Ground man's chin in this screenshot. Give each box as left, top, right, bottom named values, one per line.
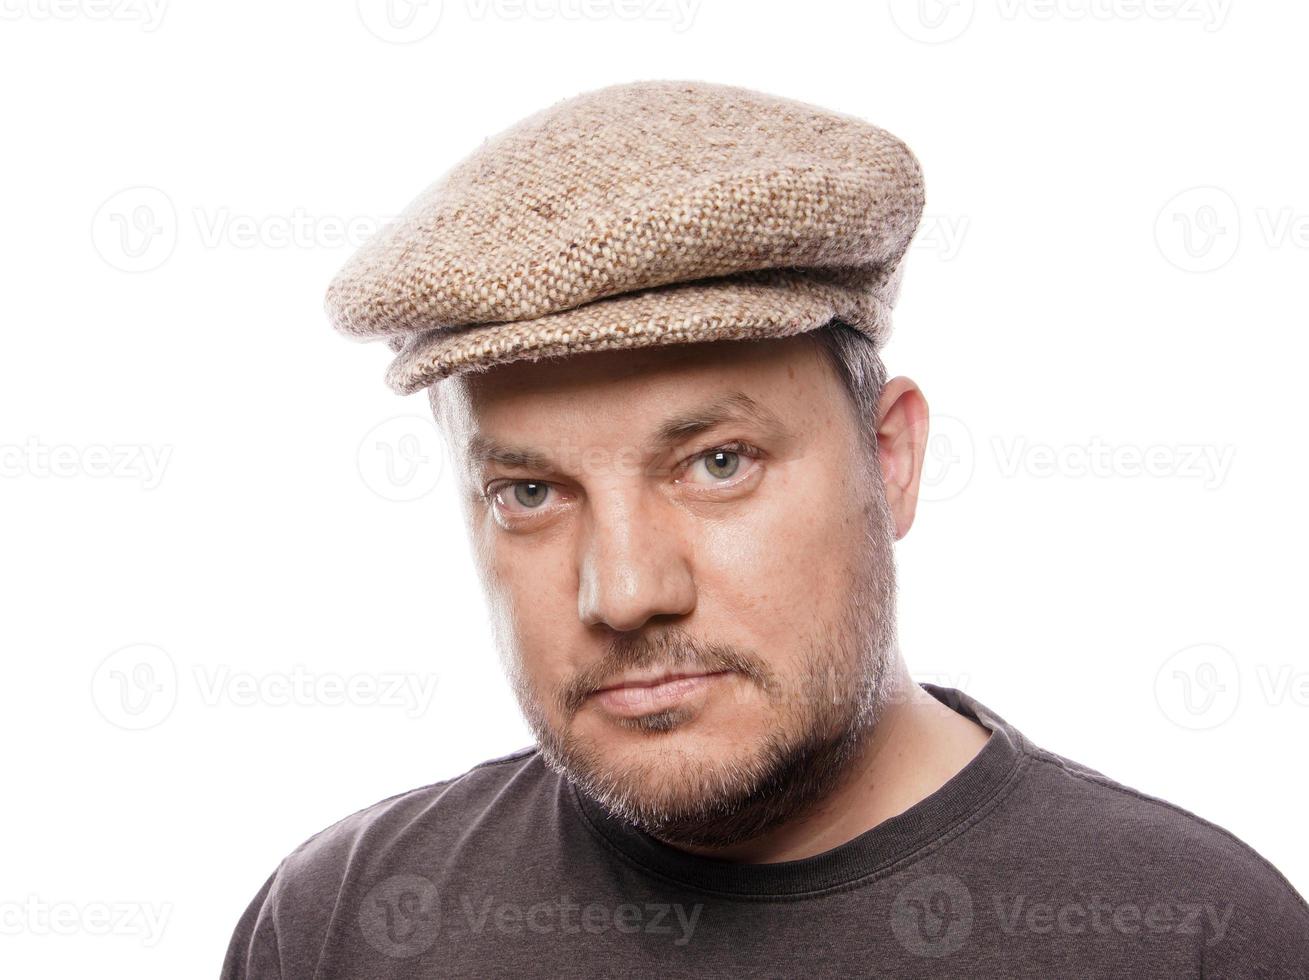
left=558, top=737, right=778, bottom=847
left=543, top=707, right=880, bottom=849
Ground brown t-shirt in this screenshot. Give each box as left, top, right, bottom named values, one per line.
left=220, top=684, right=1309, bottom=977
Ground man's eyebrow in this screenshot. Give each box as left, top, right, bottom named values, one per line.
left=464, top=438, right=553, bottom=471
left=651, top=391, right=785, bottom=445
left=464, top=391, right=786, bottom=471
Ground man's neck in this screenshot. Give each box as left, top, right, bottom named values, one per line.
left=670, top=661, right=993, bottom=864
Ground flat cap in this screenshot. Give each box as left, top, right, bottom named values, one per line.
left=326, top=79, right=925, bottom=394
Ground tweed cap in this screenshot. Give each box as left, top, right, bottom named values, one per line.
left=326, top=79, right=925, bottom=394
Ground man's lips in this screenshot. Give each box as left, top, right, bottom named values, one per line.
left=592, top=669, right=726, bottom=694
left=587, top=669, right=733, bottom=718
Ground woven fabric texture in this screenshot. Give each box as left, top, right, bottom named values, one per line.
left=325, top=79, right=925, bottom=394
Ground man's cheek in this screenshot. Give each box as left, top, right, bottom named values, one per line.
left=703, top=545, right=814, bottom=627
left=513, top=621, right=578, bottom=701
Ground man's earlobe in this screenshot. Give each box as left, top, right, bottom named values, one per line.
left=874, top=377, right=930, bottom=540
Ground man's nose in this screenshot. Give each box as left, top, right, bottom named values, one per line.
left=576, top=493, right=696, bottom=632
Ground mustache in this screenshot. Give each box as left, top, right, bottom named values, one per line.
left=559, top=627, right=771, bottom=717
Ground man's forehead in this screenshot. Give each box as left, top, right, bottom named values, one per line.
left=461, top=390, right=791, bottom=473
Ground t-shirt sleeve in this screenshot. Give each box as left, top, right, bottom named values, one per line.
left=1200, top=848, right=1309, bottom=977
left=220, top=868, right=283, bottom=980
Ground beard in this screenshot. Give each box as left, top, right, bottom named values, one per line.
left=501, top=467, right=902, bottom=850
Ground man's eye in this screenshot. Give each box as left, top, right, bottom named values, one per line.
left=699, top=450, right=740, bottom=480
left=493, top=481, right=552, bottom=511
left=683, top=444, right=756, bottom=486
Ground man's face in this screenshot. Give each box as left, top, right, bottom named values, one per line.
left=436, top=334, right=902, bottom=848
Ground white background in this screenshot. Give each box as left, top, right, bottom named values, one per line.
left=2, top=0, right=1306, bottom=975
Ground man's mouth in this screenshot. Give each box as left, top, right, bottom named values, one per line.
left=587, top=669, right=733, bottom=718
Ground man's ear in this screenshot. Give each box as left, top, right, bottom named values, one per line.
left=875, top=376, right=930, bottom=540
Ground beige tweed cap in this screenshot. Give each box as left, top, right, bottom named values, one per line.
left=325, top=79, right=925, bottom=395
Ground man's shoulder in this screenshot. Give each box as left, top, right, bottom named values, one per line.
left=968, top=689, right=1299, bottom=900
left=1012, top=741, right=1309, bottom=963
left=222, top=746, right=549, bottom=976
left=275, top=745, right=545, bottom=891
left=1021, top=744, right=1295, bottom=879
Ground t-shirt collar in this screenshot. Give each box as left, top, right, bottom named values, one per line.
left=567, top=683, right=1029, bottom=898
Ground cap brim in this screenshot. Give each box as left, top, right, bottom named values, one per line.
left=384, top=268, right=893, bottom=394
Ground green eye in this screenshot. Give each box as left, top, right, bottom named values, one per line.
left=512, top=482, right=549, bottom=508
left=700, top=450, right=740, bottom=481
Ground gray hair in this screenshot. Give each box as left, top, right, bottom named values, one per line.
left=801, top=318, right=889, bottom=470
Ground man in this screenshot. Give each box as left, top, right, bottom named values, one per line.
left=222, top=80, right=1309, bottom=977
